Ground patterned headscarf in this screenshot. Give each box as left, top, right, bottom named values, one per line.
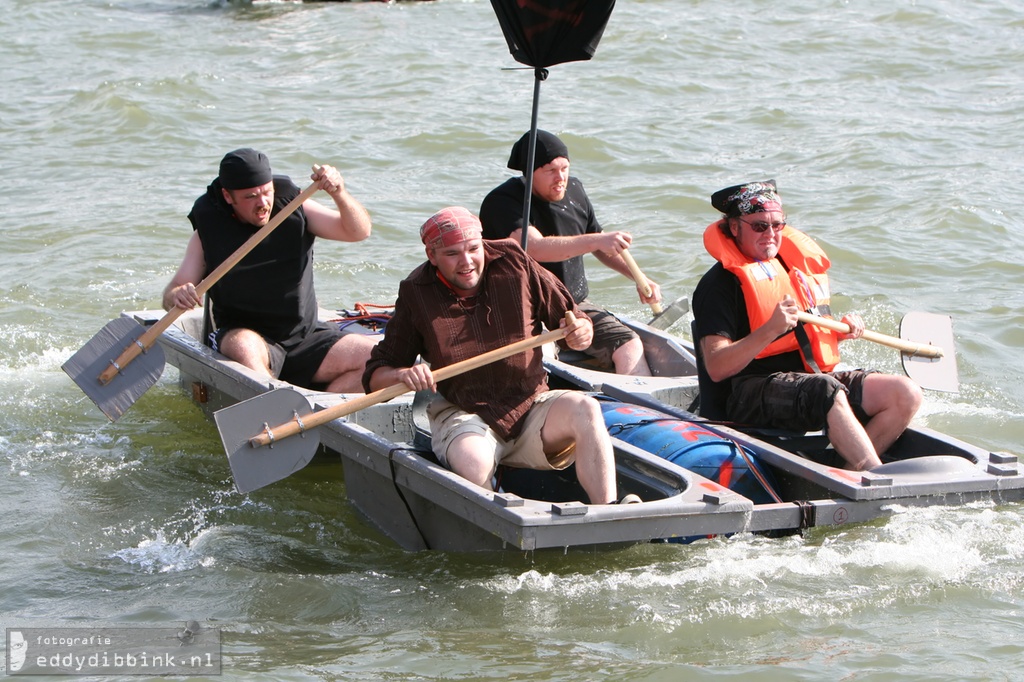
left=420, top=207, right=483, bottom=250
left=711, top=179, right=783, bottom=217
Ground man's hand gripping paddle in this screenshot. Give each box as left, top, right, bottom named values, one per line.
left=797, top=310, right=958, bottom=392
left=62, top=168, right=323, bottom=421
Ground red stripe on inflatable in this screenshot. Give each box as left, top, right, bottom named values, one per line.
left=717, top=459, right=734, bottom=488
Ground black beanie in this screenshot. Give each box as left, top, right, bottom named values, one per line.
left=507, top=130, right=570, bottom=172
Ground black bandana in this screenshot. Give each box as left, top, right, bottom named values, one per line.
left=711, top=179, right=782, bottom=217
left=219, top=148, right=273, bottom=190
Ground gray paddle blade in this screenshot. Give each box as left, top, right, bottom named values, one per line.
left=900, top=311, right=959, bottom=393
left=648, top=295, right=690, bottom=331
left=214, top=388, right=319, bottom=494
left=61, top=317, right=166, bottom=421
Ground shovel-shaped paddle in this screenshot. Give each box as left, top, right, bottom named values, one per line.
left=646, top=294, right=690, bottom=331
left=215, top=313, right=577, bottom=494
left=63, top=170, right=322, bottom=421
left=797, top=310, right=958, bottom=392
left=619, top=249, right=689, bottom=330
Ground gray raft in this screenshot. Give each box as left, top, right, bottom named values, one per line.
left=128, top=308, right=1024, bottom=552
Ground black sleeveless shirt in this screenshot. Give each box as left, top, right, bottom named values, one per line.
left=188, top=176, right=318, bottom=343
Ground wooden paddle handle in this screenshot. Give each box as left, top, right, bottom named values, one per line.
left=797, top=311, right=943, bottom=358
left=97, top=170, right=323, bottom=385
left=248, top=312, right=578, bottom=447
left=620, top=249, right=663, bottom=315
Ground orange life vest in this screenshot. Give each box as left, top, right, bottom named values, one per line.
left=703, top=221, right=841, bottom=372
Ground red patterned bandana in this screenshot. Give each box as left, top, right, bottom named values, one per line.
left=420, top=206, right=483, bottom=250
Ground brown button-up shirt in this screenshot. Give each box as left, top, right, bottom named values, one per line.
left=363, top=239, right=580, bottom=441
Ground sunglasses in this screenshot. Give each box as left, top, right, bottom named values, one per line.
left=742, top=217, right=787, bottom=233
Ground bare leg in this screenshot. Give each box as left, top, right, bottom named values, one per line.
left=859, top=373, right=923, bottom=455
left=541, top=393, right=617, bottom=504
left=826, top=391, right=883, bottom=471
left=611, top=337, right=652, bottom=377
left=443, top=432, right=498, bottom=489
left=315, top=334, right=381, bottom=393
left=217, top=328, right=274, bottom=376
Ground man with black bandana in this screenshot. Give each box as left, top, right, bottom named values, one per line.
left=691, top=179, right=923, bottom=471
left=479, top=130, right=661, bottom=376
left=163, top=148, right=377, bottom=393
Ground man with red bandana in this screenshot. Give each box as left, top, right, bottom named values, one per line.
left=163, top=148, right=377, bottom=393
left=479, top=130, right=661, bottom=376
left=364, top=207, right=636, bottom=505
left=691, top=179, right=922, bottom=471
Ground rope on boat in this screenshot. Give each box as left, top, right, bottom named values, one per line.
left=796, top=500, right=814, bottom=529
left=327, top=302, right=395, bottom=333
left=723, top=434, right=784, bottom=504
left=606, top=418, right=678, bottom=435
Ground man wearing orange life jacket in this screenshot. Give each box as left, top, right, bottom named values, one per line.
left=691, top=180, right=922, bottom=471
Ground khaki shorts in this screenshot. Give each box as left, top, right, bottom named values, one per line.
left=426, top=390, right=576, bottom=481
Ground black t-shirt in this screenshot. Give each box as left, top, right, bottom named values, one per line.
left=691, top=262, right=803, bottom=417
left=479, top=176, right=600, bottom=303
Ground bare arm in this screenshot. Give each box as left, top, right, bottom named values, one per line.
left=367, top=316, right=591, bottom=391
left=701, top=295, right=800, bottom=382
left=513, top=225, right=662, bottom=303
left=368, top=363, right=435, bottom=393
left=162, top=232, right=206, bottom=311
left=303, top=164, right=372, bottom=242
left=513, top=225, right=631, bottom=263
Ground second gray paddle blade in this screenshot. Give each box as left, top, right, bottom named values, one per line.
left=214, top=388, right=319, bottom=493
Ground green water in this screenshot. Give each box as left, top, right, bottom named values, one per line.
left=2, top=0, right=1024, bottom=679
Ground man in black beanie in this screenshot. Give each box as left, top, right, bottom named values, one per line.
left=479, top=130, right=660, bottom=376
left=162, top=148, right=377, bottom=393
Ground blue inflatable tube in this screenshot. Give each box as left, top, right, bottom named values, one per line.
left=599, top=399, right=777, bottom=505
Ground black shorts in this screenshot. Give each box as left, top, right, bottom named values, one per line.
left=575, top=300, right=639, bottom=368
left=208, top=324, right=344, bottom=390
left=727, top=369, right=877, bottom=433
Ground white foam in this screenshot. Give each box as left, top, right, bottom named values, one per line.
left=111, top=528, right=217, bottom=574
left=480, top=504, right=1024, bottom=626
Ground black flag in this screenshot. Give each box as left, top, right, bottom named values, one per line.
left=491, top=0, right=616, bottom=68
left=490, top=0, right=616, bottom=249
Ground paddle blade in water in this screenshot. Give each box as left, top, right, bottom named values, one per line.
left=900, top=312, right=958, bottom=393
left=648, top=295, right=690, bottom=331
left=214, top=388, right=320, bottom=494
left=61, top=317, right=166, bottom=421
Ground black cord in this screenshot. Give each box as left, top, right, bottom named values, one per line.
left=388, top=447, right=431, bottom=550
